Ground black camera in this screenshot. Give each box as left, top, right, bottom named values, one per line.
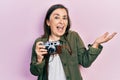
left=43, top=41, right=60, bottom=54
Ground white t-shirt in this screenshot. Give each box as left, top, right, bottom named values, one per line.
left=48, top=54, right=66, bottom=80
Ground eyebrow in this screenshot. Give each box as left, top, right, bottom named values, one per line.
left=53, top=13, right=59, bottom=16
left=53, top=13, right=67, bottom=17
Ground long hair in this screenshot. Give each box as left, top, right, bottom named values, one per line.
left=41, top=4, right=72, bottom=80
left=42, top=4, right=71, bottom=38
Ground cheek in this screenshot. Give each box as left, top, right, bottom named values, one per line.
left=65, top=21, right=68, bottom=26
left=50, top=20, right=58, bottom=26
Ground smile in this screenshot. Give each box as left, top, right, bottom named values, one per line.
left=56, top=26, right=64, bottom=30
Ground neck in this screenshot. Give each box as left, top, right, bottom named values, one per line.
left=49, top=35, right=60, bottom=41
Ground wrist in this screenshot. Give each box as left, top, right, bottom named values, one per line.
left=37, top=55, right=43, bottom=64
left=92, top=42, right=100, bottom=48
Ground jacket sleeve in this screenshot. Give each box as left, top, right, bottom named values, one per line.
left=30, top=40, right=45, bottom=76
left=75, top=32, right=103, bottom=68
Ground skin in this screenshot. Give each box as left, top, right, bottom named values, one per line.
left=35, top=8, right=117, bottom=63
left=47, top=8, right=68, bottom=41
left=92, top=32, right=117, bottom=48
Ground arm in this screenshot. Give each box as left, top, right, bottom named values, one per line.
left=76, top=32, right=116, bottom=67
left=30, top=40, right=47, bottom=76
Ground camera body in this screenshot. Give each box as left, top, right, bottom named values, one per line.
left=44, top=41, right=60, bottom=54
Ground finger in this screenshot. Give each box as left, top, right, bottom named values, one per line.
left=41, top=51, right=48, bottom=55
left=106, top=32, right=117, bottom=40
left=36, top=48, right=47, bottom=53
left=103, top=32, right=109, bottom=38
left=37, top=45, right=46, bottom=49
left=111, top=32, right=117, bottom=37
left=35, top=49, right=48, bottom=55
left=36, top=41, right=45, bottom=48
left=36, top=41, right=44, bottom=46
left=36, top=42, right=46, bottom=49
left=104, top=32, right=117, bottom=42
left=39, top=48, right=47, bottom=52
left=37, top=51, right=48, bottom=55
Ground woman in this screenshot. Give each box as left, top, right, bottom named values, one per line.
left=30, top=4, right=116, bottom=80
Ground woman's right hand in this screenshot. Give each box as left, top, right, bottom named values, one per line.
left=35, top=41, right=48, bottom=63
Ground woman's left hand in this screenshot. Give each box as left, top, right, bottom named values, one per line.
left=92, top=32, right=117, bottom=48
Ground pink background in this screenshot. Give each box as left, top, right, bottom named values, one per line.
left=0, top=0, right=119, bottom=80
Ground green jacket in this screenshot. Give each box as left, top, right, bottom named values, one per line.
left=30, top=30, right=103, bottom=80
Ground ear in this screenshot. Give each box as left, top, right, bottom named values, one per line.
left=46, top=20, right=50, bottom=26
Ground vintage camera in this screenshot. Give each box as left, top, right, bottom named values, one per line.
left=43, top=41, right=60, bottom=54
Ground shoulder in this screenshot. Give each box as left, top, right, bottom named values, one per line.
left=67, top=30, right=80, bottom=38
left=34, top=36, right=48, bottom=44
left=67, top=30, right=84, bottom=42
left=65, top=30, right=81, bottom=42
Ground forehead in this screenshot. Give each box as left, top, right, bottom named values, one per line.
left=51, top=8, right=68, bottom=16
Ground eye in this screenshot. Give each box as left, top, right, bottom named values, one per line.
left=63, top=17, right=67, bottom=20
left=54, top=16, right=60, bottom=19
left=63, top=16, right=68, bottom=20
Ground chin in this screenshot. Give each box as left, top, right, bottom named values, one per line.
left=57, top=33, right=64, bottom=37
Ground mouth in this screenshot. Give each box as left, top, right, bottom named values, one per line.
left=56, top=26, right=64, bottom=31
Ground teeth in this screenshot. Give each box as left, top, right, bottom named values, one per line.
left=57, top=26, right=63, bottom=29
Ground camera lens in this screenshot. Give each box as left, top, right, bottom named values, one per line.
left=48, top=48, right=55, bottom=54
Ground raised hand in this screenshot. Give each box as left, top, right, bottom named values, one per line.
left=92, top=32, right=117, bottom=48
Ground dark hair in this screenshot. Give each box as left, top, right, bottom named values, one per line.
left=42, top=4, right=71, bottom=38
left=41, top=4, right=72, bottom=80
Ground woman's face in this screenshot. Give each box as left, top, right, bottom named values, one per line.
left=47, top=8, right=68, bottom=38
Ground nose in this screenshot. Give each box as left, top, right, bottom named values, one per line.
left=59, top=18, right=64, bottom=24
